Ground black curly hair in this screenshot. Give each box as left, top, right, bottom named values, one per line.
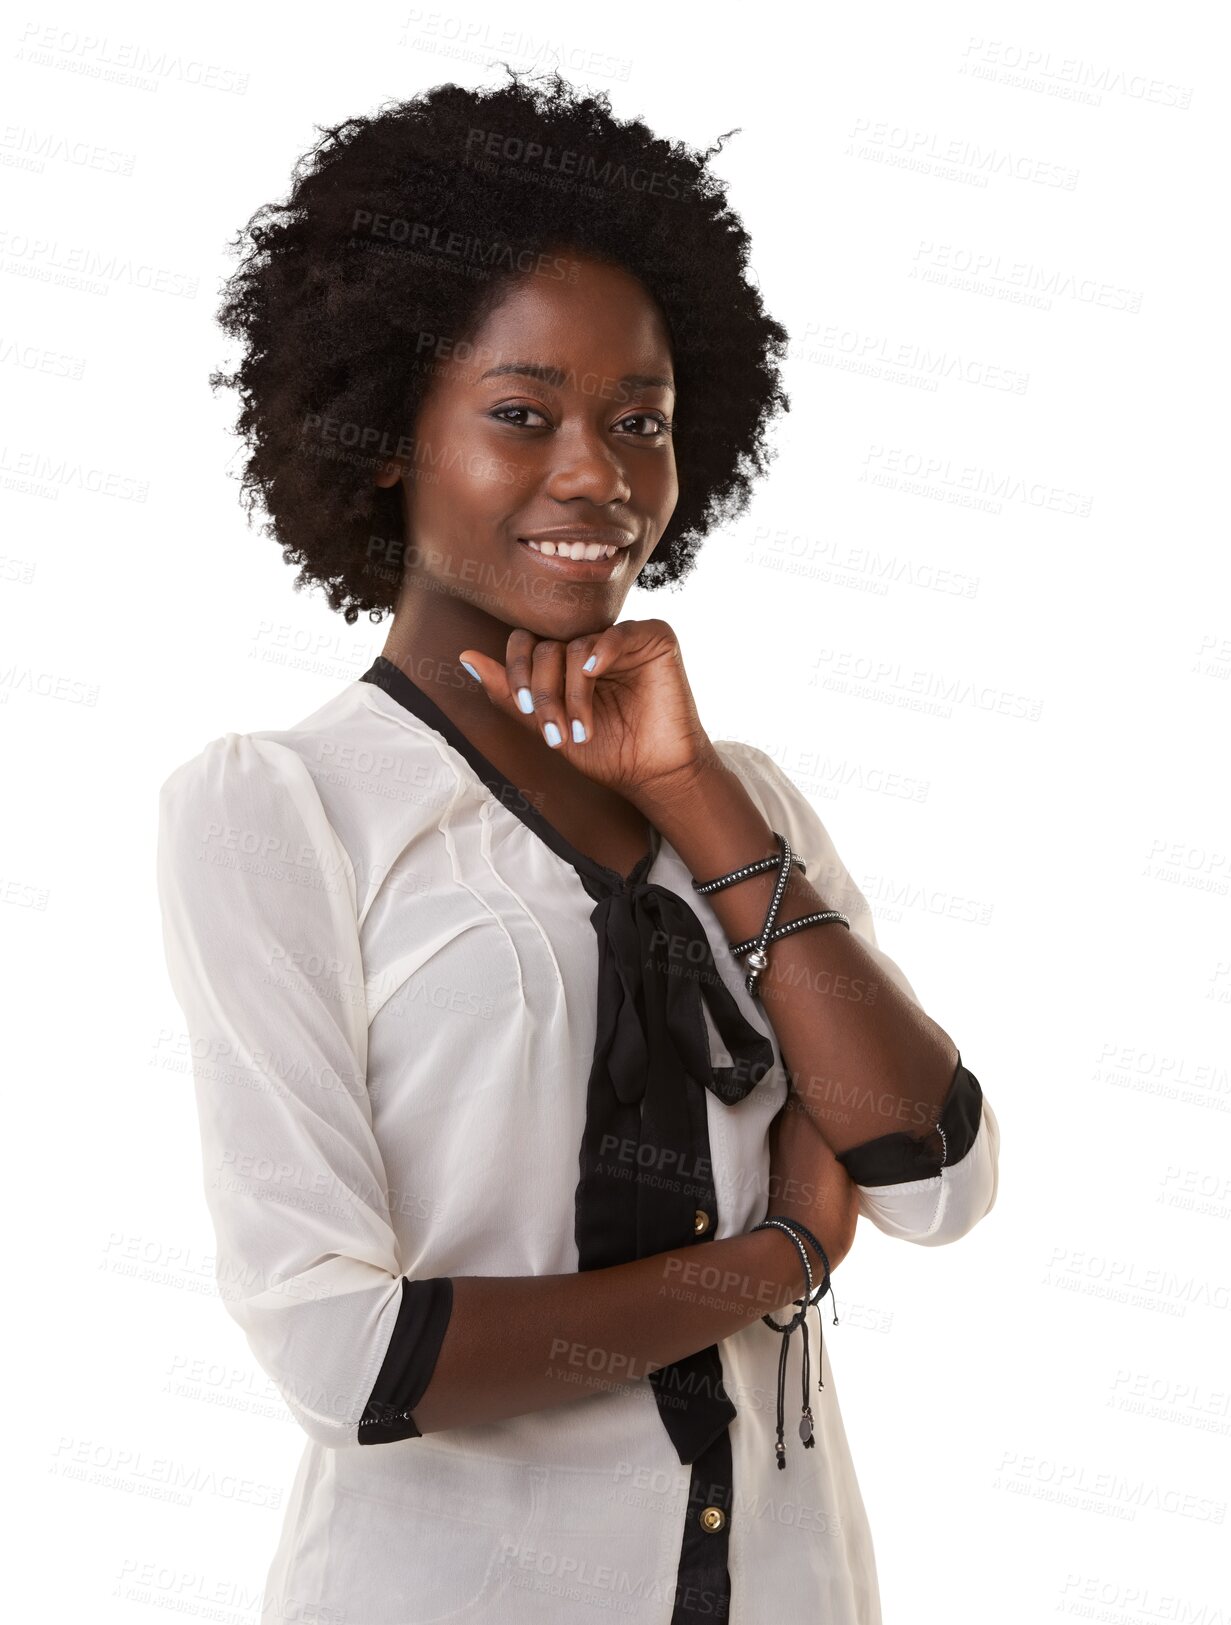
left=210, top=67, right=790, bottom=625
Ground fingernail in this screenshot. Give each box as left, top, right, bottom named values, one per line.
left=582, top=655, right=597, bottom=672
left=544, top=720, right=562, bottom=747
left=571, top=718, right=586, bottom=743
left=461, top=660, right=481, bottom=684
left=517, top=686, right=534, bottom=714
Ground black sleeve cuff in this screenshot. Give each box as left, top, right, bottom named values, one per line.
left=835, top=1054, right=985, bottom=1188
left=358, top=1276, right=454, bottom=1445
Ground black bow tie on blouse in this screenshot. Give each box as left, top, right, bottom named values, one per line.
left=573, top=858, right=778, bottom=1467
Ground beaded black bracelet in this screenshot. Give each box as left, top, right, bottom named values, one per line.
left=691, top=845, right=808, bottom=894
left=753, top=1217, right=813, bottom=1334
left=751, top=1215, right=839, bottom=1469
left=693, top=832, right=851, bottom=998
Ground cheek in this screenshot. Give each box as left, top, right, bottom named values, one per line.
left=458, top=452, right=523, bottom=508
left=419, top=441, right=527, bottom=524
left=644, top=457, right=679, bottom=518
left=457, top=429, right=540, bottom=510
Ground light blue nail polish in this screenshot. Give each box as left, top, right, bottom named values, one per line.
left=582, top=655, right=597, bottom=672
left=544, top=720, right=562, bottom=747
left=460, top=660, right=481, bottom=684
left=517, top=686, right=534, bottom=713
left=571, top=718, right=586, bottom=743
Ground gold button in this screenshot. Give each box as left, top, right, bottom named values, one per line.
left=693, top=1209, right=711, bottom=1236
left=700, top=1505, right=726, bottom=1534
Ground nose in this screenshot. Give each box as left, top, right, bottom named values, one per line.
left=543, top=422, right=632, bottom=507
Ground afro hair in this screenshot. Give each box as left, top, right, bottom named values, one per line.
left=210, top=67, right=790, bottom=624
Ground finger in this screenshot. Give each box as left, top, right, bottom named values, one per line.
left=563, top=634, right=600, bottom=744
left=456, top=648, right=521, bottom=720
left=529, top=637, right=568, bottom=748
left=504, top=628, right=540, bottom=720
left=583, top=616, right=676, bottom=679
left=573, top=631, right=609, bottom=680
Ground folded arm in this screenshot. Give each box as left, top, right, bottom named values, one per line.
left=643, top=740, right=1001, bottom=1248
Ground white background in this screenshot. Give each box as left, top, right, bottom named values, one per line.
left=3, top=1, right=1228, bottom=1619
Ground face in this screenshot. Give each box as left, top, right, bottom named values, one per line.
left=376, top=252, right=678, bottom=640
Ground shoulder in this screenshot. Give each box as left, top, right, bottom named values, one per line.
left=157, top=680, right=453, bottom=908
left=157, top=678, right=408, bottom=806
left=155, top=725, right=358, bottom=924
left=157, top=715, right=338, bottom=858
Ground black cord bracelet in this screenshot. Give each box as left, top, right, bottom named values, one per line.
left=751, top=1215, right=839, bottom=1468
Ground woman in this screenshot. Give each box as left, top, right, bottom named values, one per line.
left=156, top=70, right=1000, bottom=1624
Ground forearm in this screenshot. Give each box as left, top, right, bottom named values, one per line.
left=642, top=758, right=960, bottom=1157
left=410, top=1225, right=813, bottom=1436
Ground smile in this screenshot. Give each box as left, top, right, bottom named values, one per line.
left=515, top=536, right=634, bottom=578
left=523, top=538, right=622, bottom=559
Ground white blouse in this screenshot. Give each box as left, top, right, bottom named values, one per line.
left=155, top=655, right=1001, bottom=1625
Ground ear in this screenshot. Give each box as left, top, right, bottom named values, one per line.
left=374, top=460, right=403, bottom=489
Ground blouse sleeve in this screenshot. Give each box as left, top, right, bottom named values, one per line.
left=713, top=740, right=1001, bottom=1248
left=155, top=732, right=453, bottom=1446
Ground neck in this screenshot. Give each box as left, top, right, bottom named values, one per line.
left=380, top=583, right=513, bottom=711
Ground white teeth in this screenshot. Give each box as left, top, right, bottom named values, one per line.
left=525, top=539, right=619, bottom=559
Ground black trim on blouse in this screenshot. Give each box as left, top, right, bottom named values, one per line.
left=358, top=1276, right=454, bottom=1445
left=835, top=1054, right=985, bottom=1187
left=670, top=1428, right=736, bottom=1624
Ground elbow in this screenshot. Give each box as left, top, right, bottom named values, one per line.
left=854, top=1094, right=1001, bottom=1248
left=223, top=1272, right=452, bottom=1451
left=910, top=1097, right=1001, bottom=1248
left=226, top=1339, right=370, bottom=1448
left=912, top=1182, right=997, bottom=1248
left=241, top=1353, right=416, bottom=1450
left=285, top=1399, right=365, bottom=1450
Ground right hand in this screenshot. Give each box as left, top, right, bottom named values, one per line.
left=765, top=1083, right=861, bottom=1283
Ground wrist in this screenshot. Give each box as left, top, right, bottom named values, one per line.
left=750, top=1217, right=819, bottom=1308
left=759, top=1210, right=839, bottom=1287
left=633, top=755, right=740, bottom=846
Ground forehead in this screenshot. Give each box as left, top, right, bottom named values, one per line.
left=439, top=257, right=674, bottom=395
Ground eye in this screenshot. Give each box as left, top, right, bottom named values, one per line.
left=489, top=404, right=552, bottom=429
left=616, top=412, right=673, bottom=438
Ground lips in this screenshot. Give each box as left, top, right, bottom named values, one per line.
left=514, top=530, right=636, bottom=577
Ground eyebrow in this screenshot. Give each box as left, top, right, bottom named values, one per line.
left=479, top=362, right=675, bottom=394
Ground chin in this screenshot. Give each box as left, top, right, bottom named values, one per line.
left=518, top=599, right=625, bottom=639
